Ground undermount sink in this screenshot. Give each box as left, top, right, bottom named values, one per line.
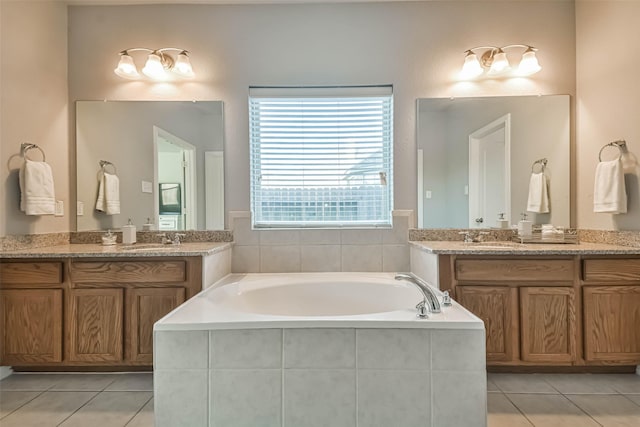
left=467, top=242, right=520, bottom=249
left=120, top=244, right=177, bottom=252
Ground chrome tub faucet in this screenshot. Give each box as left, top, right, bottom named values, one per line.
left=394, top=273, right=442, bottom=319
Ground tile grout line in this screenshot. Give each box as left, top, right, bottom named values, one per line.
left=0, top=389, right=47, bottom=421
left=501, top=392, right=537, bottom=427
left=54, top=390, right=101, bottom=427
left=123, top=394, right=154, bottom=427
left=558, top=394, right=605, bottom=427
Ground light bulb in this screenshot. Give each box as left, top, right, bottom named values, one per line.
left=173, top=51, right=195, bottom=78
left=517, top=48, right=541, bottom=76
left=113, top=53, right=139, bottom=79
left=459, top=51, right=483, bottom=79
left=488, top=49, right=510, bottom=75
left=142, top=52, right=168, bottom=80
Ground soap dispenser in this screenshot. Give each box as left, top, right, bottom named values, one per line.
left=496, top=213, right=509, bottom=229
left=122, top=218, right=137, bottom=245
left=517, top=213, right=533, bottom=238
left=142, top=217, right=154, bottom=231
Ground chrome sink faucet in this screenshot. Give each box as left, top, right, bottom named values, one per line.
left=394, top=273, right=442, bottom=319
left=171, top=233, right=187, bottom=245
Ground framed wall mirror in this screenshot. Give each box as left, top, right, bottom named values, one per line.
left=417, top=95, right=570, bottom=229
left=76, top=101, right=224, bottom=231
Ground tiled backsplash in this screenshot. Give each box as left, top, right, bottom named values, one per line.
left=408, top=228, right=517, bottom=242
left=70, top=230, right=233, bottom=244
left=229, top=211, right=413, bottom=273
left=0, top=232, right=70, bottom=251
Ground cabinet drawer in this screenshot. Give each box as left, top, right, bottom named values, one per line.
left=0, top=262, right=63, bottom=284
left=456, top=259, right=574, bottom=282
left=71, top=261, right=186, bottom=283
left=583, top=259, right=640, bottom=282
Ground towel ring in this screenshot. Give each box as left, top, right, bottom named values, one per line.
left=21, top=143, right=46, bottom=162
left=99, top=160, right=117, bottom=174
left=598, top=140, right=627, bottom=162
left=531, top=158, right=547, bottom=173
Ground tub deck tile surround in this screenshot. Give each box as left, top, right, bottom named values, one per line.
left=153, top=273, right=487, bottom=427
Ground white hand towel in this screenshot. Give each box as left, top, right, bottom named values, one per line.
left=527, top=171, right=550, bottom=214
left=95, top=172, right=120, bottom=215
left=594, top=158, right=627, bottom=214
left=19, top=159, right=56, bottom=215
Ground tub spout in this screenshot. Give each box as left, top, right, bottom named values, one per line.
left=395, top=273, right=442, bottom=317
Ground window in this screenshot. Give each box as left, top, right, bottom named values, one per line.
left=249, top=86, right=393, bottom=229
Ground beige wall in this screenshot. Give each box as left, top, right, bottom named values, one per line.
left=67, top=1, right=576, bottom=229
left=576, top=1, right=640, bottom=230
left=1, top=1, right=69, bottom=237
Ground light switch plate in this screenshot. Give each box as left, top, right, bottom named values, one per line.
left=425, top=190, right=432, bottom=199
left=77, top=201, right=84, bottom=216
left=55, top=200, right=64, bottom=217
left=142, top=180, right=153, bottom=193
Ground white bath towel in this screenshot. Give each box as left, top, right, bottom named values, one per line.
left=527, top=171, right=550, bottom=214
left=19, top=159, right=56, bottom=215
left=96, top=172, right=120, bottom=215
left=594, top=158, right=627, bottom=214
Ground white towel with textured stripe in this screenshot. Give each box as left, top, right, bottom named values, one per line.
left=19, top=159, right=56, bottom=215
left=527, top=171, right=549, bottom=213
left=96, top=172, right=120, bottom=215
left=594, top=158, right=627, bottom=214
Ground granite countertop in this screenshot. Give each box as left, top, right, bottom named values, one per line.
left=0, top=242, right=232, bottom=259
left=410, top=241, right=640, bottom=255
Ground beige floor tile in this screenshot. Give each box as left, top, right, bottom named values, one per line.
left=0, top=374, right=60, bottom=391
left=126, top=398, right=154, bottom=427
left=491, top=373, right=558, bottom=394
left=541, top=373, right=619, bottom=394
left=487, top=377, right=500, bottom=392
left=0, top=391, right=42, bottom=419
left=566, top=394, right=640, bottom=427
left=487, top=393, right=533, bottom=427
left=507, top=393, right=600, bottom=427
left=59, top=391, right=152, bottom=427
left=49, top=374, right=117, bottom=391
left=104, top=373, right=153, bottom=391
left=0, top=391, right=97, bottom=427
left=602, top=374, right=640, bottom=394
left=626, top=394, right=640, bottom=406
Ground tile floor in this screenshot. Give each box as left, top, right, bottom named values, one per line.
left=0, top=372, right=639, bottom=426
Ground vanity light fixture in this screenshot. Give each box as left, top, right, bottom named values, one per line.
left=459, top=45, right=541, bottom=80
left=114, top=48, right=195, bottom=81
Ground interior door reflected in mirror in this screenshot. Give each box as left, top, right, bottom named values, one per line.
left=76, top=101, right=224, bottom=231
left=416, top=95, right=569, bottom=229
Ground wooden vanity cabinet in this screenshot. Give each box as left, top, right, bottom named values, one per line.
left=451, top=256, right=577, bottom=366
left=0, top=262, right=65, bottom=365
left=68, top=258, right=200, bottom=366
left=456, top=286, right=519, bottom=363
left=0, top=256, right=201, bottom=368
left=582, top=258, right=640, bottom=364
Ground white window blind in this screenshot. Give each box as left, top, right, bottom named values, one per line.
left=249, top=86, right=393, bottom=229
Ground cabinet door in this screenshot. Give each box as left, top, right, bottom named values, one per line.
left=583, top=286, right=640, bottom=363
left=457, top=286, right=519, bottom=363
left=0, top=289, right=62, bottom=364
left=126, top=287, right=186, bottom=363
left=68, top=288, right=123, bottom=362
left=520, top=287, right=576, bottom=363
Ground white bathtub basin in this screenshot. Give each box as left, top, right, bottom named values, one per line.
left=156, top=272, right=482, bottom=330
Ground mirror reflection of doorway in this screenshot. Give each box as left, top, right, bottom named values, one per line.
left=468, top=114, right=511, bottom=229
left=153, top=126, right=196, bottom=230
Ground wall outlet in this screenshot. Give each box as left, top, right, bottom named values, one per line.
left=464, top=185, right=469, bottom=196
left=77, top=201, right=84, bottom=216
left=142, top=180, right=153, bottom=193
left=55, top=200, right=64, bottom=217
